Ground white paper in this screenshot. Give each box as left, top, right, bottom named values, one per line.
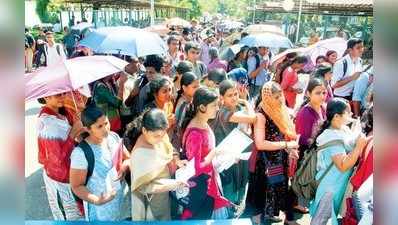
left=214, top=128, right=253, bottom=172
left=239, top=152, right=252, bottom=160
left=175, top=159, right=195, bottom=182
left=157, top=178, right=179, bottom=186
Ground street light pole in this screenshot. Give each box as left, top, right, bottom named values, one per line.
left=295, top=0, right=303, bottom=43
left=150, top=0, right=155, bottom=26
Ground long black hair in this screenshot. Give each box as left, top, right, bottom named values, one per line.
left=299, top=78, right=325, bottom=109
left=147, top=76, right=172, bottom=103
left=123, top=108, right=168, bottom=151
left=361, top=104, right=373, bottom=135
left=309, top=98, right=350, bottom=148
left=181, top=87, right=218, bottom=132
left=80, top=106, right=105, bottom=139
left=175, top=72, right=198, bottom=108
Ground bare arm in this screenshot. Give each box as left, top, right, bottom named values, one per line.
left=331, top=135, right=367, bottom=172
left=254, top=113, right=292, bottom=151
left=332, top=72, right=360, bottom=89
left=70, top=169, right=115, bottom=205
left=229, top=100, right=257, bottom=124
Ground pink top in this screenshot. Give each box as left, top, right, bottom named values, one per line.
left=182, top=127, right=230, bottom=211
left=207, top=58, right=228, bottom=72
left=281, top=67, right=298, bottom=108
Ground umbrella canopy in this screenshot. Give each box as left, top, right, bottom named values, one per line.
left=270, top=37, right=347, bottom=65
left=306, top=37, right=347, bottom=64
left=25, top=56, right=128, bottom=101
left=79, top=26, right=167, bottom=57
left=144, top=24, right=170, bottom=37
left=240, top=33, right=293, bottom=49
left=163, top=17, right=190, bottom=28
left=220, top=44, right=245, bottom=61
left=71, top=22, right=93, bottom=33
left=243, top=24, right=285, bottom=36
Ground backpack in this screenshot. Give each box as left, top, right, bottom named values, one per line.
left=342, top=59, right=348, bottom=78
left=72, top=140, right=95, bottom=215
left=291, top=140, right=345, bottom=201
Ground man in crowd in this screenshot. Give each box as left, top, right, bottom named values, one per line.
left=44, top=31, right=67, bottom=66
left=184, top=42, right=207, bottom=79
left=247, top=46, right=271, bottom=98
left=25, top=28, right=35, bottom=73
left=331, top=38, right=364, bottom=101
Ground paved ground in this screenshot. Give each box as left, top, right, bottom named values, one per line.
left=25, top=88, right=314, bottom=224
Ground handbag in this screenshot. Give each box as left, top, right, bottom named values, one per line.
left=266, top=164, right=285, bottom=185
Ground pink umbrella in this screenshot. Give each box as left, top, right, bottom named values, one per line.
left=271, top=37, right=347, bottom=65
left=25, top=56, right=128, bottom=101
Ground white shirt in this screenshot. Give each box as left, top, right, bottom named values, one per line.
left=45, top=43, right=66, bottom=66
left=331, top=54, right=363, bottom=97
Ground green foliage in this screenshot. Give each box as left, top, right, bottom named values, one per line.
left=36, top=0, right=64, bottom=24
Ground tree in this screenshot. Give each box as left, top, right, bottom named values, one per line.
left=36, top=0, right=65, bottom=24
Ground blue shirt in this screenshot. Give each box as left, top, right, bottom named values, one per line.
left=247, top=54, right=270, bottom=86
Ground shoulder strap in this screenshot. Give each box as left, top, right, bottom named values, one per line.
left=316, top=139, right=346, bottom=183
left=255, top=54, right=261, bottom=69
left=342, top=59, right=348, bottom=78
left=78, top=140, right=95, bottom=185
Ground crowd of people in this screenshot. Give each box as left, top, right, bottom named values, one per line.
left=30, top=19, right=373, bottom=225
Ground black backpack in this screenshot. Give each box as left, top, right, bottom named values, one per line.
left=72, top=140, right=95, bottom=201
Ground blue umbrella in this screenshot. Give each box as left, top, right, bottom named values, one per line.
left=240, top=33, right=293, bottom=49
left=79, top=26, right=167, bottom=57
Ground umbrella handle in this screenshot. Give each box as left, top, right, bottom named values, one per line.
left=70, top=90, right=80, bottom=119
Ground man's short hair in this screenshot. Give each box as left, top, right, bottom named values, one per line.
left=45, top=31, right=54, bottom=36
left=347, top=38, right=363, bottom=50
left=184, top=42, right=200, bottom=54
left=176, top=61, right=194, bottom=74
left=143, top=54, right=164, bottom=73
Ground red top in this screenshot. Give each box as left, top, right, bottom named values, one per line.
left=281, top=67, right=298, bottom=108
left=350, top=138, right=373, bottom=191
left=181, top=127, right=230, bottom=219
left=37, top=107, right=76, bottom=183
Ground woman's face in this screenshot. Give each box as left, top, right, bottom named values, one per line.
left=222, top=87, right=239, bottom=108
left=44, top=93, right=66, bottom=109
left=333, top=107, right=352, bottom=127
left=308, top=85, right=327, bottom=106
left=142, top=128, right=167, bottom=145
left=327, top=52, right=338, bottom=64
left=88, top=115, right=110, bottom=140
left=155, top=82, right=173, bottom=104
left=183, top=80, right=200, bottom=98
left=202, top=99, right=219, bottom=119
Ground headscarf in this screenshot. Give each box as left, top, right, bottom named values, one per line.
left=260, top=81, right=297, bottom=140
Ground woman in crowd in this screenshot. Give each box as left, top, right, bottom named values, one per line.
left=294, top=78, right=327, bottom=214
left=208, top=47, right=228, bottom=72
left=281, top=55, right=308, bottom=109
left=70, top=106, right=129, bottom=221
left=246, top=81, right=300, bottom=225
left=309, top=98, right=368, bottom=225
left=325, top=50, right=338, bottom=66
left=273, top=52, right=298, bottom=84
left=92, top=74, right=127, bottom=135
left=313, top=65, right=334, bottom=103
left=181, top=87, right=231, bottom=219
left=124, top=109, right=186, bottom=221
left=315, top=55, right=327, bottom=67
left=227, top=46, right=249, bottom=72
left=37, top=93, right=84, bottom=220
left=172, top=72, right=200, bottom=157
left=145, top=77, right=175, bottom=130
left=210, top=80, right=256, bottom=208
